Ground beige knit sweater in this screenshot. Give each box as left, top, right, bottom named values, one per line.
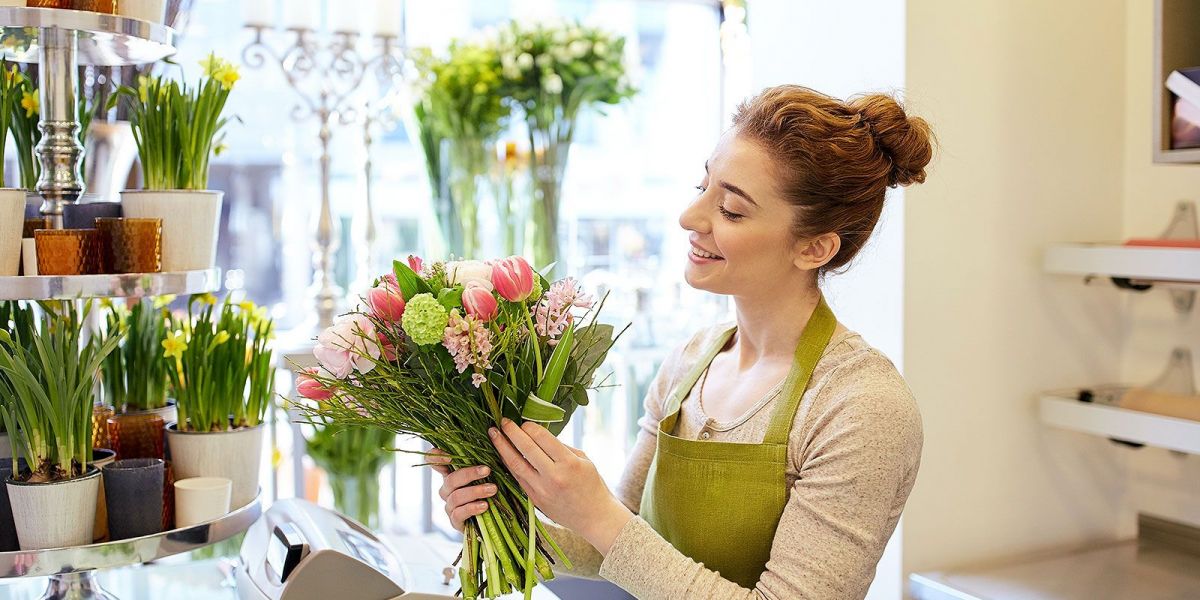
left=543, top=323, right=923, bottom=600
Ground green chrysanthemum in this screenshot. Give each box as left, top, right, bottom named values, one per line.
left=402, top=293, right=450, bottom=345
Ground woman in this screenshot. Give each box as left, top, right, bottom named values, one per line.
left=431, top=85, right=933, bottom=599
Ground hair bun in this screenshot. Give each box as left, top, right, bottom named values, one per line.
left=850, top=94, right=934, bottom=187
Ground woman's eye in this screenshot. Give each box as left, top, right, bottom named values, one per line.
left=718, top=205, right=744, bottom=221
left=694, top=185, right=706, bottom=193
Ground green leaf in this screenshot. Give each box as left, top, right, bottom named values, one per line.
left=535, top=324, right=574, bottom=402
left=436, top=287, right=463, bottom=311
left=521, top=392, right=566, bottom=423
left=391, top=259, right=431, bottom=301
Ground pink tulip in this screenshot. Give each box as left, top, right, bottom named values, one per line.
left=378, top=331, right=399, bottom=361
left=297, top=370, right=333, bottom=401
left=408, top=255, right=424, bottom=274
left=366, top=282, right=405, bottom=321
left=462, top=285, right=499, bottom=322
left=491, top=256, right=535, bottom=302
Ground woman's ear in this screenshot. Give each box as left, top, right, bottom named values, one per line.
left=793, top=232, right=840, bottom=271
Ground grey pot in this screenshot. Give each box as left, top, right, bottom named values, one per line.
left=0, top=458, right=28, bottom=551
left=102, top=458, right=164, bottom=540
left=62, top=199, right=122, bottom=230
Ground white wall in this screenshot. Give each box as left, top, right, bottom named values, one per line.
left=749, top=1, right=907, bottom=597
left=1119, top=0, right=1200, bottom=533
left=903, top=0, right=1132, bottom=573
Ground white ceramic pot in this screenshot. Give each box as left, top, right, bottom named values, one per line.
left=20, top=239, right=36, bottom=276
left=120, top=190, right=223, bottom=272
left=166, top=423, right=262, bottom=509
left=6, top=467, right=101, bottom=550
left=0, top=1, right=27, bottom=7
left=174, top=477, right=232, bottom=528
left=0, top=188, right=25, bottom=276
left=116, top=0, right=166, bottom=23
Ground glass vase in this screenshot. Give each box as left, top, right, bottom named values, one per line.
left=327, top=471, right=381, bottom=529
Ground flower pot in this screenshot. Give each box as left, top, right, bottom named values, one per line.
left=173, top=477, right=231, bottom=528
left=163, top=460, right=175, bottom=530
left=20, top=239, right=37, bottom=276
left=0, top=188, right=25, bottom=276
left=96, top=217, right=162, bottom=274
left=165, top=422, right=262, bottom=509
left=102, top=458, right=164, bottom=540
left=327, top=471, right=382, bottom=529
left=117, top=0, right=166, bottom=23
left=6, top=467, right=102, bottom=550
left=62, top=198, right=121, bottom=230
left=92, top=403, right=114, bottom=450
left=69, top=0, right=115, bottom=13
left=89, top=448, right=116, bottom=543
left=0, top=458, right=27, bottom=551
left=120, top=190, right=223, bottom=272
left=107, top=410, right=166, bottom=460
left=34, top=228, right=101, bottom=275
left=0, top=1, right=28, bottom=7
left=23, top=216, right=52, bottom=238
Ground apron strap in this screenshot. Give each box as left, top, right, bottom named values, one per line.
left=762, top=296, right=837, bottom=445
left=660, top=326, right=737, bottom=433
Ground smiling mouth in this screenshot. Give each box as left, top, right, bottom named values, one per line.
left=690, top=247, right=724, bottom=260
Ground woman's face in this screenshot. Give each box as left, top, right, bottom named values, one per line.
left=679, top=131, right=809, bottom=296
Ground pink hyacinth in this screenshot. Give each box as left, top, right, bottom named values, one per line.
left=491, top=256, right=535, bottom=303
left=462, top=284, right=499, bottom=322
left=534, top=277, right=595, bottom=342
left=442, top=310, right=493, bottom=376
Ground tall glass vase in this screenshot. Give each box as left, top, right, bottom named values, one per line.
left=443, top=138, right=492, bottom=259
left=328, top=471, right=381, bottom=529
left=526, top=98, right=575, bottom=278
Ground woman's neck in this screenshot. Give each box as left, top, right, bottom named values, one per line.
left=729, top=283, right=822, bottom=372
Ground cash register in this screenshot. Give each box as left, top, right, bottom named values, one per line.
left=236, top=499, right=458, bottom=600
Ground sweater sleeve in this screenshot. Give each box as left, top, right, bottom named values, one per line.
left=597, top=352, right=924, bottom=600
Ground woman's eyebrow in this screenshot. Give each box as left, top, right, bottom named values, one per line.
left=704, top=161, right=759, bottom=207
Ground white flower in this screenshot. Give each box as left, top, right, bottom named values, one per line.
left=535, top=54, right=553, bottom=69
left=569, top=39, right=590, bottom=58
left=552, top=46, right=572, bottom=63
left=503, top=65, right=522, bottom=79
left=315, top=314, right=381, bottom=377
left=543, top=73, right=563, bottom=94
left=594, top=41, right=608, bottom=56
left=446, top=260, right=495, bottom=291
left=517, top=52, right=534, bottom=70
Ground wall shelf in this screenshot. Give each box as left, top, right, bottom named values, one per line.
left=1043, top=243, right=1200, bottom=286
left=1039, top=394, right=1200, bottom=455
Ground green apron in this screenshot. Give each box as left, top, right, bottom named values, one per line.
left=640, top=297, right=836, bottom=588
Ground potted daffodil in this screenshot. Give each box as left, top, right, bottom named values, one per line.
left=163, top=294, right=274, bottom=509
left=114, top=54, right=239, bottom=272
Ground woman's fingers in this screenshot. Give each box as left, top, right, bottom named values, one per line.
left=490, top=426, right=538, bottom=483
left=438, top=465, right=491, bottom=501
left=428, top=448, right=452, bottom=476
left=500, top=418, right=555, bottom=472
left=447, top=483, right=497, bottom=513
left=448, top=499, right=490, bottom=532
left=520, top=420, right=575, bottom=463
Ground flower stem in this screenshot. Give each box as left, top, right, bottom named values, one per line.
left=524, top=310, right=543, bottom=382
left=524, top=496, right=538, bottom=599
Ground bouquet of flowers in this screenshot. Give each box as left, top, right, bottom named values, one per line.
left=296, top=255, right=622, bottom=600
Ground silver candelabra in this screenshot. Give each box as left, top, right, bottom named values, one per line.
left=240, top=25, right=404, bottom=330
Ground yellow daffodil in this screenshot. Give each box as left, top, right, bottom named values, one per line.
left=213, top=142, right=229, bottom=156
left=252, top=306, right=268, bottom=324
left=214, top=66, right=240, bottom=90
left=137, top=75, right=151, bottom=103
left=199, top=53, right=223, bottom=77
left=197, top=292, right=217, bottom=306
left=5, top=65, right=17, bottom=84
left=162, top=330, right=188, bottom=360
left=238, top=300, right=256, bottom=312
left=152, top=295, right=176, bottom=309
left=20, top=90, right=37, bottom=117
left=213, top=330, right=231, bottom=346
left=271, top=446, right=283, bottom=469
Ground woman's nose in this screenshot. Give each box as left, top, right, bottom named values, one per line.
left=679, top=196, right=709, bottom=234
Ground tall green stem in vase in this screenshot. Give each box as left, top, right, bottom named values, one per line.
left=446, top=137, right=492, bottom=258
left=525, top=94, right=574, bottom=277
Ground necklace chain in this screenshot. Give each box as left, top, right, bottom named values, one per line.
left=698, top=362, right=786, bottom=425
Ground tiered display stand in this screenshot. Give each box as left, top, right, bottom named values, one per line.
left=0, top=8, right=260, bottom=600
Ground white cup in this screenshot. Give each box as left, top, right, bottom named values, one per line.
left=21, top=238, right=37, bottom=276
left=174, top=477, right=232, bottom=528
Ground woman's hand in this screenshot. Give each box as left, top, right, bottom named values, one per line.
left=428, top=448, right=497, bottom=533
left=490, top=419, right=634, bottom=555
